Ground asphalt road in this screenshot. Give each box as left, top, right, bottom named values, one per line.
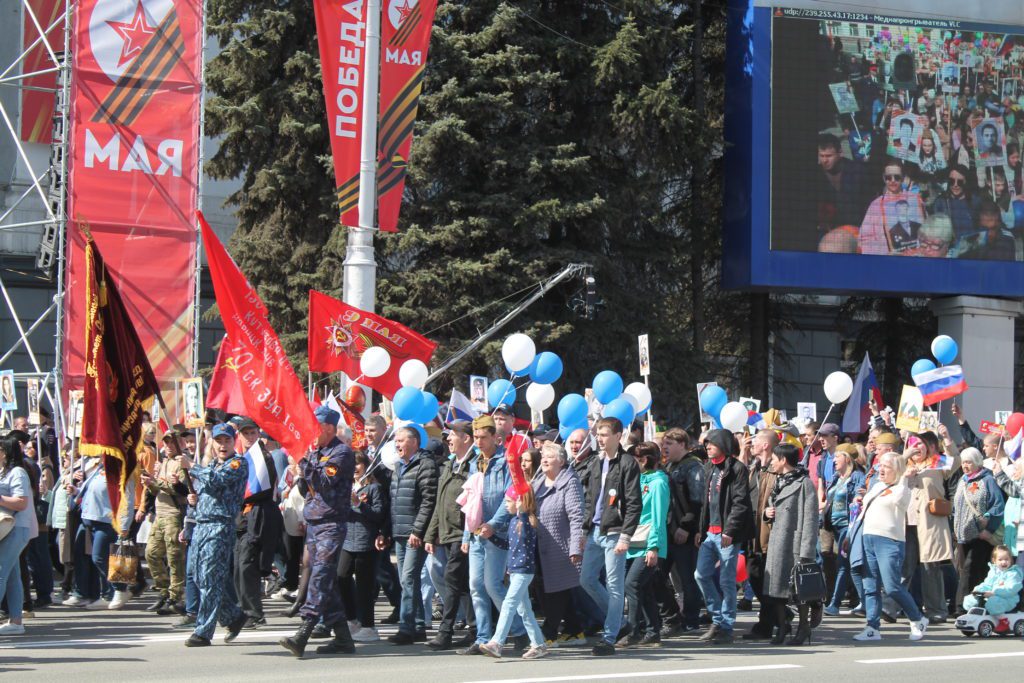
left=3, top=597, right=1024, bottom=682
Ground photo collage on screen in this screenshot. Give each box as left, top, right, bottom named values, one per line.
left=770, top=12, right=1024, bottom=262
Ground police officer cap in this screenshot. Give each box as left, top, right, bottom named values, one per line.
left=211, top=423, right=237, bottom=440
left=314, top=405, right=341, bottom=426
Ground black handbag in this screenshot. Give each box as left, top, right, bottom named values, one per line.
left=790, top=562, right=827, bottom=604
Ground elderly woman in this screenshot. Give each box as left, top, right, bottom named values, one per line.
left=953, top=447, right=1004, bottom=609
left=763, top=444, right=818, bottom=645
left=532, top=442, right=585, bottom=644
left=823, top=444, right=866, bottom=617
left=618, top=442, right=669, bottom=648
left=850, top=451, right=927, bottom=641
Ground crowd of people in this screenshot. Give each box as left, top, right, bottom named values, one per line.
left=0, top=396, right=1023, bottom=661
left=781, top=23, right=1024, bottom=260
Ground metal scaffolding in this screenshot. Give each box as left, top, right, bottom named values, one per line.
left=0, top=0, right=71, bottom=436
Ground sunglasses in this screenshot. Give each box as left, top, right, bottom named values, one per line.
left=950, top=177, right=965, bottom=186
left=884, top=174, right=903, bottom=181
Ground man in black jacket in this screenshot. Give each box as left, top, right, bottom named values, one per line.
left=424, top=421, right=476, bottom=650
left=661, top=427, right=706, bottom=634
left=694, top=429, right=753, bottom=645
left=579, top=417, right=642, bottom=656
left=387, top=426, right=438, bottom=645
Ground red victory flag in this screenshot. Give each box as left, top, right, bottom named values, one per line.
left=308, top=289, right=436, bottom=399
left=198, top=212, right=318, bottom=457
left=79, top=234, right=162, bottom=533
left=206, top=335, right=247, bottom=416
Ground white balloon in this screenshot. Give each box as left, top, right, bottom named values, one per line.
left=501, top=333, right=536, bottom=374
left=525, top=383, right=555, bottom=411
left=360, top=346, right=391, bottom=378
left=823, top=371, right=854, bottom=404
left=719, top=401, right=749, bottom=433
left=623, top=382, right=652, bottom=412
left=378, top=440, right=400, bottom=471
left=399, top=359, right=429, bottom=389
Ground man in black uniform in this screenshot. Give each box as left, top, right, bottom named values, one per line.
left=279, top=406, right=356, bottom=658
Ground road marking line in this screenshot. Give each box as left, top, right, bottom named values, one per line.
left=858, top=651, right=1024, bottom=665
left=462, top=664, right=802, bottom=683
left=0, top=630, right=298, bottom=649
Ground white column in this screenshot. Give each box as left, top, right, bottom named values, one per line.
left=929, top=296, right=1022, bottom=431
left=341, top=0, right=381, bottom=416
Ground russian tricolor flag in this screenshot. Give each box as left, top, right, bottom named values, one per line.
left=243, top=442, right=272, bottom=498
left=912, top=365, right=968, bottom=406
left=842, top=352, right=885, bottom=434
left=445, top=389, right=479, bottom=422
left=747, top=411, right=766, bottom=429
left=1005, top=428, right=1023, bottom=462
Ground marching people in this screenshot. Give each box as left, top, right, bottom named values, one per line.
left=279, top=406, right=357, bottom=658
left=142, top=428, right=190, bottom=616
left=662, top=428, right=706, bottom=635
left=339, top=451, right=385, bottom=643
left=0, top=434, right=34, bottom=634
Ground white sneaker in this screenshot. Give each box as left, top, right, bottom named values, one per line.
left=854, top=626, right=881, bottom=641
left=85, top=598, right=109, bottom=610
left=273, top=588, right=290, bottom=600
left=909, top=618, right=927, bottom=641
left=352, top=627, right=379, bottom=642
left=108, top=591, right=129, bottom=610
left=347, top=620, right=360, bottom=633
left=0, top=622, right=25, bottom=635
left=63, top=595, right=87, bottom=607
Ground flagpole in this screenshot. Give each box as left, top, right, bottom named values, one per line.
left=342, top=0, right=382, bottom=421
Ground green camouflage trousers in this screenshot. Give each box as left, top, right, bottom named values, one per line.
left=145, top=515, right=185, bottom=601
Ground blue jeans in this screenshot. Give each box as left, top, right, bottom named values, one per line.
left=829, top=525, right=863, bottom=610
left=75, top=520, right=122, bottom=600
left=861, top=534, right=922, bottom=630
left=394, top=538, right=427, bottom=634
left=490, top=572, right=545, bottom=647
left=0, top=526, right=30, bottom=620
left=469, top=534, right=524, bottom=644
left=580, top=527, right=628, bottom=644
left=695, top=532, right=739, bottom=632
left=422, top=543, right=446, bottom=618
left=185, top=540, right=199, bottom=615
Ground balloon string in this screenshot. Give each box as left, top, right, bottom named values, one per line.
left=490, top=372, right=517, bottom=416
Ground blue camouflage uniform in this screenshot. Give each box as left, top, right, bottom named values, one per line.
left=191, top=453, right=249, bottom=640
left=298, top=436, right=355, bottom=626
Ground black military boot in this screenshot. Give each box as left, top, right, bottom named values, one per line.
left=316, top=620, right=356, bottom=655
left=279, top=619, right=317, bottom=658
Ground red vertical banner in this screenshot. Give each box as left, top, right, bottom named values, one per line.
left=19, top=0, right=65, bottom=143
left=314, top=0, right=367, bottom=228
left=64, top=0, right=203, bottom=390
left=375, top=0, right=437, bottom=232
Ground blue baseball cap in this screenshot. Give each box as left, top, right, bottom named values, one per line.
left=211, top=423, right=237, bottom=440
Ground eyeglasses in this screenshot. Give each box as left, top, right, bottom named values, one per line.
left=949, top=177, right=965, bottom=186
left=884, top=174, right=903, bottom=181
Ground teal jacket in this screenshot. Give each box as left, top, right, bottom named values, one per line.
left=627, top=469, right=669, bottom=560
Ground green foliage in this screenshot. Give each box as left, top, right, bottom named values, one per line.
left=204, top=0, right=751, bottom=426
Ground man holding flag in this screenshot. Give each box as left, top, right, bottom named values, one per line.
left=280, top=406, right=357, bottom=658
left=234, top=418, right=282, bottom=628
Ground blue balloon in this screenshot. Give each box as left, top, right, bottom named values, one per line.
left=699, top=385, right=728, bottom=419
left=557, top=394, right=588, bottom=425
left=911, top=358, right=936, bottom=377
left=396, top=421, right=428, bottom=447
left=558, top=422, right=588, bottom=441
left=488, top=379, right=516, bottom=408
left=603, top=397, right=636, bottom=428
left=414, top=391, right=439, bottom=424
left=931, top=336, right=959, bottom=366
left=394, top=386, right=423, bottom=421
left=592, top=370, right=624, bottom=405
left=530, top=351, right=563, bottom=385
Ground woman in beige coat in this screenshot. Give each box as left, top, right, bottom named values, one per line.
left=892, top=430, right=958, bottom=624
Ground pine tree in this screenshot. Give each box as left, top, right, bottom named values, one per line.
left=203, top=0, right=749, bottom=426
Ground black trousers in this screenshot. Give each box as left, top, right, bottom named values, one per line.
left=437, top=541, right=470, bottom=637
left=338, top=548, right=378, bottom=627
left=234, top=534, right=263, bottom=618
left=282, top=533, right=303, bottom=590
left=540, top=588, right=574, bottom=641
left=747, top=551, right=774, bottom=634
